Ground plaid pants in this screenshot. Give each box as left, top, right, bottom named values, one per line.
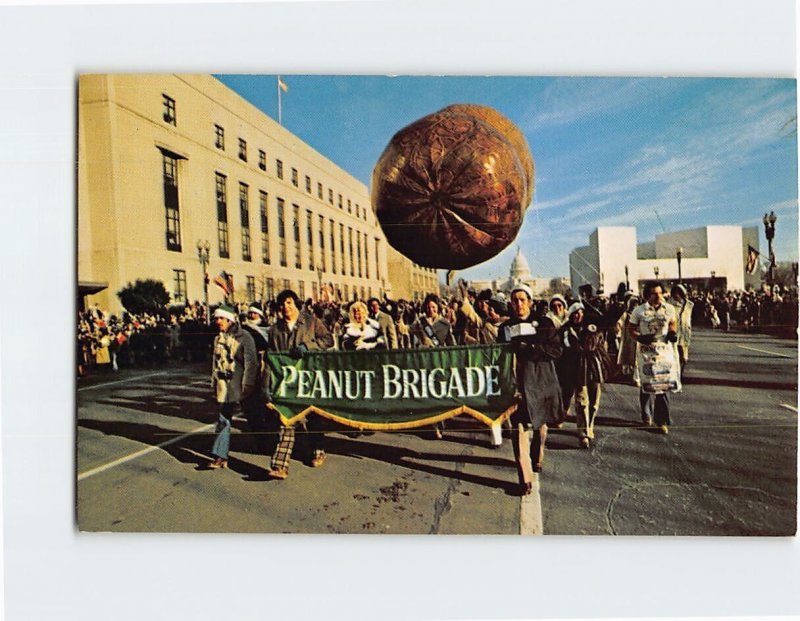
left=270, top=421, right=325, bottom=470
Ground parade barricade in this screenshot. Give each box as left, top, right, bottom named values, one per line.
left=266, top=344, right=516, bottom=430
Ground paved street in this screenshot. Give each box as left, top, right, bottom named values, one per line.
left=77, top=328, right=797, bottom=535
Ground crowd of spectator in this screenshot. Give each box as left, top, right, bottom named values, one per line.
left=77, top=282, right=797, bottom=378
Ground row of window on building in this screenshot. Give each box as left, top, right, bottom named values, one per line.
left=162, top=92, right=370, bottom=224
left=161, top=149, right=382, bottom=279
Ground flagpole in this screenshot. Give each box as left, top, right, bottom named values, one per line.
left=277, top=75, right=282, bottom=126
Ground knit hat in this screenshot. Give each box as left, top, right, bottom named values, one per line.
left=510, top=284, right=534, bottom=300
left=549, top=294, right=567, bottom=308
left=477, top=288, right=493, bottom=302
left=673, top=284, right=687, bottom=297
left=213, top=304, right=238, bottom=322
left=247, top=303, right=265, bottom=318
left=488, top=294, right=508, bottom=315
left=567, top=302, right=585, bottom=316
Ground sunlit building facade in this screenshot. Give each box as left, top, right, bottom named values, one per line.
left=78, top=74, right=437, bottom=313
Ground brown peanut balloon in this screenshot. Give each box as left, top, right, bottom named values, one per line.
left=371, top=104, right=534, bottom=270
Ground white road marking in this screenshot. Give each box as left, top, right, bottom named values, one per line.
left=77, top=371, right=169, bottom=392
left=519, top=474, right=544, bottom=535
left=77, top=422, right=215, bottom=481
left=780, top=403, right=798, bottom=413
left=735, top=344, right=795, bottom=359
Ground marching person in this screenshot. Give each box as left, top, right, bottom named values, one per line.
left=628, top=281, right=678, bottom=434
left=266, top=289, right=334, bottom=479
left=616, top=292, right=639, bottom=378
left=546, top=294, right=569, bottom=329
left=559, top=302, right=612, bottom=448
left=240, top=302, right=271, bottom=455
left=669, top=284, right=694, bottom=380
left=207, top=304, right=258, bottom=469
left=410, top=293, right=456, bottom=439
left=367, top=297, right=398, bottom=350
left=498, top=284, right=563, bottom=493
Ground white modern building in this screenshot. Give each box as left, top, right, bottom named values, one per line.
left=569, top=225, right=761, bottom=294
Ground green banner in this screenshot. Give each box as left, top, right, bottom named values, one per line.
left=266, top=344, right=516, bottom=430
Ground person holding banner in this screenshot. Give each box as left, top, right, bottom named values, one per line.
left=341, top=301, right=386, bottom=351
left=266, top=289, right=334, bottom=479
left=410, top=294, right=456, bottom=439
left=627, top=282, right=678, bottom=434
left=498, top=284, right=563, bottom=493
left=207, top=304, right=258, bottom=470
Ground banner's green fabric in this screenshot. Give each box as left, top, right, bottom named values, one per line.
left=266, top=344, right=516, bottom=429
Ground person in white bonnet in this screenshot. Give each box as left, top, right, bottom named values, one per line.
left=559, top=302, right=612, bottom=448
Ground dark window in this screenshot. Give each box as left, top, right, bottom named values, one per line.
left=238, top=138, right=247, bottom=162
left=306, top=209, right=314, bottom=270
left=283, top=278, right=290, bottom=292
left=259, top=190, right=270, bottom=264
left=162, top=152, right=181, bottom=251
left=214, top=124, right=225, bottom=150
left=338, top=194, right=343, bottom=209
left=162, top=94, right=176, bottom=125
left=328, top=188, right=333, bottom=205
left=266, top=277, right=275, bottom=300
left=293, top=204, right=301, bottom=269
left=173, top=269, right=187, bottom=303
left=356, top=231, right=362, bottom=277
left=319, top=215, right=326, bottom=272
left=298, top=281, right=305, bottom=300
left=317, top=182, right=323, bottom=200
left=277, top=198, right=287, bottom=267
left=330, top=218, right=336, bottom=275
left=215, top=173, right=229, bottom=258
left=364, top=232, right=369, bottom=279
left=240, top=183, right=251, bottom=261
left=305, top=175, right=312, bottom=193
left=246, top=276, right=256, bottom=303
left=258, top=150, right=266, bottom=171
left=348, top=227, right=354, bottom=276
left=340, top=224, right=345, bottom=274
left=347, top=198, right=351, bottom=213
left=276, top=159, right=283, bottom=179
left=291, top=168, right=298, bottom=187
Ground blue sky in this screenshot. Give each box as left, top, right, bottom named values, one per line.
left=217, top=75, right=798, bottom=281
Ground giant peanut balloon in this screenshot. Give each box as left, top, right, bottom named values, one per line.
left=371, top=104, right=534, bottom=270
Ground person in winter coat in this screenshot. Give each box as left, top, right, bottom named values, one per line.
left=266, top=289, right=334, bottom=479
left=207, top=304, right=258, bottom=469
left=559, top=302, right=612, bottom=448
left=498, top=284, right=563, bottom=493
left=240, top=303, right=271, bottom=455
left=341, top=301, right=386, bottom=351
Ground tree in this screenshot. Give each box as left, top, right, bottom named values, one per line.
left=117, top=279, right=170, bottom=315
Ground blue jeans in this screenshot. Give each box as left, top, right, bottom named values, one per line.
left=211, top=402, right=236, bottom=459
left=640, top=390, right=670, bottom=426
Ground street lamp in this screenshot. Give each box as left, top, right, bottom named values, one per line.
left=653, top=265, right=659, bottom=279
left=316, top=264, right=323, bottom=301
left=624, top=265, right=629, bottom=290
left=676, top=247, right=683, bottom=284
left=763, top=211, right=777, bottom=285
left=196, top=239, right=210, bottom=325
